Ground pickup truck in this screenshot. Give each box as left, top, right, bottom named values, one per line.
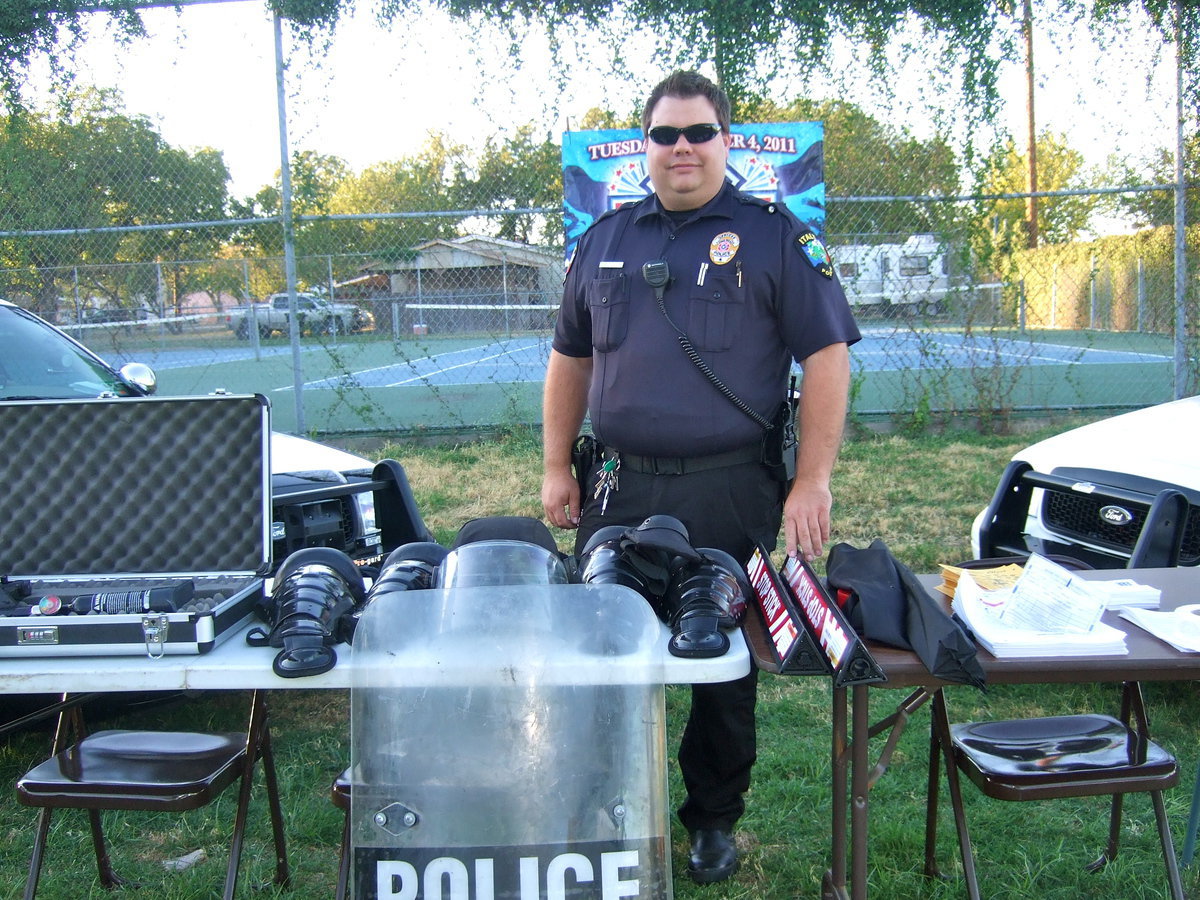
left=226, top=292, right=374, bottom=339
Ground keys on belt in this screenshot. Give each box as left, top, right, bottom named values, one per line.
left=593, top=456, right=620, bottom=515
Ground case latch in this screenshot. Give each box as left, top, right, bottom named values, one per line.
left=142, top=614, right=170, bottom=659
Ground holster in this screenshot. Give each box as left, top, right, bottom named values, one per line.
left=761, top=399, right=798, bottom=483
left=571, top=434, right=603, bottom=500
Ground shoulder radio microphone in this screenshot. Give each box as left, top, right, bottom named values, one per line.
left=642, top=259, right=670, bottom=294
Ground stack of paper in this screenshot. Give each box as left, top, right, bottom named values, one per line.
left=951, top=555, right=1128, bottom=658
left=1090, top=578, right=1161, bottom=610
left=937, top=562, right=1023, bottom=598
left=1120, top=607, right=1200, bottom=652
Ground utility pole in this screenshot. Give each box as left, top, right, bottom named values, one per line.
left=1173, top=0, right=1188, bottom=398
left=1023, top=0, right=1039, bottom=249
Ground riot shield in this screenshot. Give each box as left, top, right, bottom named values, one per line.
left=350, top=579, right=672, bottom=899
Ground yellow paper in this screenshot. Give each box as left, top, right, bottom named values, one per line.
left=939, top=562, right=1024, bottom=595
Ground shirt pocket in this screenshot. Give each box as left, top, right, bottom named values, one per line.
left=686, top=274, right=744, bottom=351
left=586, top=274, right=630, bottom=353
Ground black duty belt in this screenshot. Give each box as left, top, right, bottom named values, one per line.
left=605, top=444, right=761, bottom=476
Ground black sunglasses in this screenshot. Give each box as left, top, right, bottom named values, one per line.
left=646, top=123, right=723, bottom=146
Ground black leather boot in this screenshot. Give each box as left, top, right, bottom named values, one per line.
left=688, top=828, right=738, bottom=883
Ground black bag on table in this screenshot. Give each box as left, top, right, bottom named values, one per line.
left=826, top=539, right=986, bottom=689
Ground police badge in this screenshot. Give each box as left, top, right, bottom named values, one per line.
left=709, top=231, right=740, bottom=265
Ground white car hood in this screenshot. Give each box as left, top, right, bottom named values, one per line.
left=271, top=431, right=373, bottom=476
left=1015, top=395, right=1200, bottom=492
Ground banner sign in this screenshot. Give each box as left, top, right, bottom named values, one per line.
left=561, top=122, right=825, bottom=261
left=780, top=554, right=886, bottom=688
left=745, top=543, right=885, bottom=687
left=746, top=545, right=827, bottom=676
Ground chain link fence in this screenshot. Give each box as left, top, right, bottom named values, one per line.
left=0, top=1, right=1195, bottom=438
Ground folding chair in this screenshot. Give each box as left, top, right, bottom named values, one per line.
left=16, top=689, right=289, bottom=899
left=924, top=681, right=1183, bottom=900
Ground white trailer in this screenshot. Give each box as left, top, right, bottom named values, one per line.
left=828, top=234, right=954, bottom=314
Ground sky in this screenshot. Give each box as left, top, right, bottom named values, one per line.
left=21, top=0, right=1183, bottom=202
left=27, top=1, right=644, bottom=197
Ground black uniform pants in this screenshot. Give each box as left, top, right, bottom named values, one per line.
left=575, top=455, right=784, bottom=832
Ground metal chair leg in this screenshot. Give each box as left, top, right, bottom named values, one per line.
left=930, top=689, right=981, bottom=900
left=87, top=808, right=126, bottom=888
left=1182, top=760, right=1200, bottom=866
left=1086, top=793, right=1126, bottom=872
left=258, top=718, right=291, bottom=888
left=223, top=689, right=290, bottom=899
left=23, top=808, right=51, bottom=900
left=222, top=746, right=255, bottom=900
left=1151, top=789, right=1186, bottom=900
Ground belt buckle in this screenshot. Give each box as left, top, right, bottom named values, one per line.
left=653, top=456, right=684, bottom=476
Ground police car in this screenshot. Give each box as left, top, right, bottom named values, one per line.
left=971, top=396, right=1200, bottom=569
left=0, top=298, right=383, bottom=573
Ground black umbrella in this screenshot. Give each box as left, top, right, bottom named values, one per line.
left=826, top=539, right=986, bottom=689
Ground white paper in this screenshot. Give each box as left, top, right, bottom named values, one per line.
left=1120, top=607, right=1200, bottom=653
left=952, top=571, right=1127, bottom=658
left=996, top=554, right=1106, bottom=634
left=1091, top=578, right=1161, bottom=609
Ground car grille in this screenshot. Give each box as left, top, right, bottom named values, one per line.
left=1042, top=490, right=1200, bottom=566
left=272, top=496, right=356, bottom=563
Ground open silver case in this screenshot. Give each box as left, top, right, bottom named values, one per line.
left=0, top=394, right=270, bottom=657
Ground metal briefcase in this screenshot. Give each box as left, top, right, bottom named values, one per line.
left=0, top=394, right=271, bottom=657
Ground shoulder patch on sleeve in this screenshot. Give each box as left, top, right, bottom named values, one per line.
left=795, top=231, right=834, bottom=279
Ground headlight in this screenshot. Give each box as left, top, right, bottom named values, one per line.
left=353, top=489, right=378, bottom=537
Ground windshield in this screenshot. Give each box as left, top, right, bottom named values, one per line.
left=0, top=305, right=131, bottom=400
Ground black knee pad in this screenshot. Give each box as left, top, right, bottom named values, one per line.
left=663, top=548, right=751, bottom=659
left=248, top=547, right=365, bottom=677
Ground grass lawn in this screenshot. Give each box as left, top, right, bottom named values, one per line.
left=0, top=418, right=1196, bottom=899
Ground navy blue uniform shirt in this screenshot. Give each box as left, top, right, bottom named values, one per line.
left=553, top=181, right=861, bottom=458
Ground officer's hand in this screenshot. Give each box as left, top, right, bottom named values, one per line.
left=542, top=467, right=581, bottom=529
left=783, top=478, right=833, bottom=562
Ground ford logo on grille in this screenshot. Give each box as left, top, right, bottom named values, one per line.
left=1099, top=505, right=1134, bottom=527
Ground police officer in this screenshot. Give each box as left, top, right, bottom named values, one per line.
left=542, top=70, right=860, bottom=884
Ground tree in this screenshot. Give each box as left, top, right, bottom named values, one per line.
left=972, top=131, right=1098, bottom=263
left=1115, top=135, right=1200, bottom=229
left=3, top=2, right=1197, bottom=121
left=328, top=133, right=465, bottom=261
left=0, top=1, right=143, bottom=100
left=739, top=96, right=961, bottom=240
left=576, top=108, right=637, bottom=131
left=231, top=149, right=355, bottom=290
left=423, top=0, right=1008, bottom=111
left=0, top=89, right=230, bottom=319
left=457, top=124, right=563, bottom=245
left=230, top=135, right=468, bottom=293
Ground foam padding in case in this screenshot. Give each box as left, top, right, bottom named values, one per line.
left=0, top=395, right=268, bottom=577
